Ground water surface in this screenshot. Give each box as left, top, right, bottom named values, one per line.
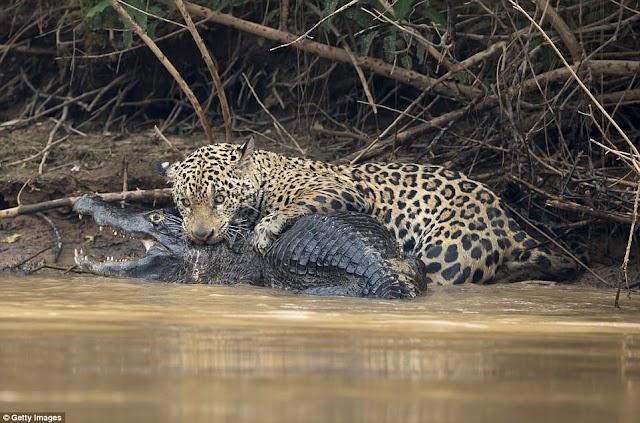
left=1, top=276, right=639, bottom=422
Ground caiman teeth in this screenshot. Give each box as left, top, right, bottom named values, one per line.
left=99, top=226, right=104, bottom=232
left=141, top=239, right=156, bottom=252
left=113, top=230, right=118, bottom=236
left=78, top=214, right=83, bottom=220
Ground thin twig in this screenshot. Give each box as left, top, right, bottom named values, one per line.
left=65, top=20, right=209, bottom=60
left=618, top=184, right=640, bottom=305
left=1, top=86, right=105, bottom=130
left=36, top=212, right=62, bottom=263
left=10, top=246, right=53, bottom=270
left=241, top=73, right=304, bottom=154
left=361, top=5, right=458, bottom=73
left=108, top=0, right=215, bottom=142
left=305, top=0, right=377, bottom=114
left=350, top=89, right=431, bottom=163
left=271, top=0, right=359, bottom=50
left=174, top=0, right=233, bottom=143
left=154, top=125, right=186, bottom=159
left=4, top=136, right=69, bottom=167
left=531, top=0, right=584, bottom=63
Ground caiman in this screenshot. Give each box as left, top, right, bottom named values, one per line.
left=73, top=195, right=427, bottom=299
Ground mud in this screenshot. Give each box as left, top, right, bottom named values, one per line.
left=1, top=124, right=175, bottom=270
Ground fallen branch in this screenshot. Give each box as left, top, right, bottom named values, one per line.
left=508, top=174, right=639, bottom=225
left=545, top=199, right=639, bottom=226
left=0, top=189, right=172, bottom=219
left=345, top=98, right=479, bottom=163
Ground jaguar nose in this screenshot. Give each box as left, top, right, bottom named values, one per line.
left=191, top=227, right=214, bottom=244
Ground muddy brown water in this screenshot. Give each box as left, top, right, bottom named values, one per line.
left=0, top=276, right=639, bottom=423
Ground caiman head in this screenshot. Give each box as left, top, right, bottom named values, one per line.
left=73, top=195, right=185, bottom=280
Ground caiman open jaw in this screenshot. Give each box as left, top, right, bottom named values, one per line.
left=73, top=244, right=175, bottom=280
left=73, top=194, right=183, bottom=280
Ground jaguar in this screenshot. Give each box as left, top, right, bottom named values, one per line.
left=158, top=138, right=581, bottom=285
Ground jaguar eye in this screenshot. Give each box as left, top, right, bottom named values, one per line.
left=179, top=198, right=191, bottom=208
left=148, top=212, right=163, bottom=223
left=213, top=194, right=225, bottom=205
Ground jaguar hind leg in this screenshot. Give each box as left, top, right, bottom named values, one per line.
left=415, top=220, right=584, bottom=285
left=416, top=235, right=502, bottom=286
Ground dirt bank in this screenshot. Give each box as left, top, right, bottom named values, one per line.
left=0, top=123, right=186, bottom=270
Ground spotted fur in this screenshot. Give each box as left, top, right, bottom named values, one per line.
left=159, top=139, right=580, bottom=285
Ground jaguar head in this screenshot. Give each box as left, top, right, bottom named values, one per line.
left=157, top=138, right=260, bottom=245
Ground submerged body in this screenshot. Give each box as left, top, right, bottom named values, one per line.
left=73, top=195, right=427, bottom=299
left=160, top=140, right=581, bottom=285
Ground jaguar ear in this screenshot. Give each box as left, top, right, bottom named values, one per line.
left=236, top=136, right=255, bottom=169
left=154, top=161, right=178, bottom=181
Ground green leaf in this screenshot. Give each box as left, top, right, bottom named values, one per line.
left=345, top=7, right=373, bottom=28
left=117, top=0, right=150, bottom=47
left=453, top=70, right=469, bottom=85
left=416, top=42, right=426, bottom=64
left=123, top=29, right=133, bottom=48
left=86, top=0, right=111, bottom=18
left=2, top=233, right=21, bottom=243
left=321, top=0, right=339, bottom=31
left=541, top=45, right=557, bottom=72
left=400, top=54, right=413, bottom=69
left=359, top=30, right=379, bottom=56
left=126, top=0, right=148, bottom=30
left=383, top=33, right=396, bottom=62
left=393, top=0, right=413, bottom=21
left=422, top=6, right=447, bottom=29
left=207, top=0, right=227, bottom=10
left=321, top=0, right=339, bottom=16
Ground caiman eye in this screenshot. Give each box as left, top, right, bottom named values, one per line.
left=148, top=212, right=163, bottom=223
left=179, top=198, right=191, bottom=208
left=213, top=194, right=225, bottom=205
